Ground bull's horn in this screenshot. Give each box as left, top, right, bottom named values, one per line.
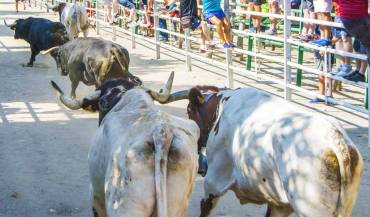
left=4, top=19, right=16, bottom=28
left=50, top=80, right=101, bottom=110
left=41, top=46, right=59, bottom=55
left=146, top=71, right=174, bottom=104
left=165, top=89, right=190, bottom=103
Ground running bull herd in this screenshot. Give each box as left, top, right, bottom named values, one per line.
left=3, top=2, right=364, bottom=217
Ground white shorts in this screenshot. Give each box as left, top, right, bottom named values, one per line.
left=313, top=0, right=332, bottom=13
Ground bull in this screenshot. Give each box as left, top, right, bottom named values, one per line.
left=42, top=37, right=142, bottom=99
left=50, top=72, right=199, bottom=217
left=47, top=2, right=91, bottom=40
left=4, top=17, right=68, bottom=67
left=165, top=86, right=363, bottom=217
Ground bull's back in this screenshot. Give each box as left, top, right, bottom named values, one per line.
left=27, top=19, right=66, bottom=50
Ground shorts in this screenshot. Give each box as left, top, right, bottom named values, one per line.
left=332, top=17, right=350, bottom=38
left=250, top=0, right=267, bottom=5
left=118, top=0, right=135, bottom=9
left=354, top=38, right=366, bottom=54
left=303, top=0, right=314, bottom=12
left=313, top=0, right=332, bottom=13
left=203, top=10, right=225, bottom=24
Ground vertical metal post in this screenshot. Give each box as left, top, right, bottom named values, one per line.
left=96, top=0, right=100, bottom=35
left=324, top=51, right=332, bottom=104
left=39, top=0, right=42, bottom=10
left=226, top=48, right=234, bottom=88
left=112, top=26, right=117, bottom=41
left=283, top=0, right=292, bottom=100
left=185, top=28, right=192, bottom=72
left=131, top=25, right=136, bottom=49
left=154, top=0, right=160, bottom=59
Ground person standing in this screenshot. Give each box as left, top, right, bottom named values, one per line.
left=338, top=0, right=370, bottom=64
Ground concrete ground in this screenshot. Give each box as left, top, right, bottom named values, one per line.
left=0, top=1, right=369, bottom=216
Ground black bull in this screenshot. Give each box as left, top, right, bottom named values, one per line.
left=4, top=17, right=69, bottom=67
left=42, top=37, right=142, bottom=98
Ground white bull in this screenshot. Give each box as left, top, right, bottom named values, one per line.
left=51, top=73, right=199, bottom=217
left=62, top=4, right=90, bottom=39
left=170, top=86, right=364, bottom=217
left=49, top=2, right=90, bottom=40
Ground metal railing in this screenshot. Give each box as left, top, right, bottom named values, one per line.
left=32, top=0, right=370, bottom=147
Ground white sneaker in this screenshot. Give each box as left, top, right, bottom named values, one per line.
left=332, top=64, right=343, bottom=74
left=336, top=64, right=352, bottom=77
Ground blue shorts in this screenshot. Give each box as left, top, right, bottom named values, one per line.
left=332, top=17, right=350, bottom=38
left=118, top=0, right=135, bottom=9
left=354, top=38, right=366, bottom=54
left=203, top=10, right=225, bottom=24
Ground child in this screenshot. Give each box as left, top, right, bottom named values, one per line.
left=202, top=0, right=235, bottom=48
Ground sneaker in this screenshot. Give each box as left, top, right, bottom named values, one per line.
left=228, top=43, right=236, bottom=48
left=223, top=43, right=231, bottom=48
left=311, top=38, right=331, bottom=47
left=248, top=27, right=257, bottom=33
left=199, top=45, right=207, bottom=53
left=266, top=28, right=277, bottom=35
left=309, top=98, right=325, bottom=103
left=347, top=72, right=365, bottom=82
left=343, top=70, right=359, bottom=79
left=336, top=64, right=352, bottom=77
left=208, top=40, right=217, bottom=48
left=331, top=64, right=344, bottom=75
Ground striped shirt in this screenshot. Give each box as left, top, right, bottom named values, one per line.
left=338, top=0, right=368, bottom=19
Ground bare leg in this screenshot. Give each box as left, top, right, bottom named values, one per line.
left=210, top=16, right=226, bottom=44
left=221, top=17, right=232, bottom=43
left=319, top=75, right=325, bottom=95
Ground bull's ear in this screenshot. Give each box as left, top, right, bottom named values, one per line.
left=189, top=88, right=204, bottom=106
left=53, top=22, right=65, bottom=30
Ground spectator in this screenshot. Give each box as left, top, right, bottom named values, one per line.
left=199, top=21, right=217, bottom=52
left=15, top=0, right=29, bottom=13
left=331, top=0, right=352, bottom=77
left=202, top=0, right=235, bottom=48
left=338, top=0, right=370, bottom=65
left=117, top=0, right=137, bottom=25
left=266, top=0, right=280, bottom=35
left=311, top=0, right=332, bottom=46
left=299, top=0, right=316, bottom=41
left=180, top=0, right=201, bottom=30
left=103, top=0, right=119, bottom=24
left=344, top=39, right=368, bottom=82
left=249, top=0, right=266, bottom=33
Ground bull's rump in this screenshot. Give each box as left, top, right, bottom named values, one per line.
left=90, top=108, right=198, bottom=216
left=208, top=88, right=362, bottom=216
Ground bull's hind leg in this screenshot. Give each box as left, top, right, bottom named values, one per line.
left=200, top=151, right=235, bottom=217
left=70, top=80, right=79, bottom=99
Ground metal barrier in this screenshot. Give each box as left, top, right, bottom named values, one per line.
left=32, top=0, right=370, bottom=147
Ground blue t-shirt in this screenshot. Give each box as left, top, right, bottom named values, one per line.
left=202, top=0, right=222, bottom=13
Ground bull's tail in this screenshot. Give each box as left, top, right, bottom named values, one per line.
left=329, top=127, right=363, bottom=217
left=76, top=6, right=82, bottom=33
left=153, top=124, right=173, bottom=217
left=110, top=46, right=128, bottom=76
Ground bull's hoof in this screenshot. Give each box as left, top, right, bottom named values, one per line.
left=198, top=153, right=208, bottom=177
left=21, top=63, right=33, bottom=67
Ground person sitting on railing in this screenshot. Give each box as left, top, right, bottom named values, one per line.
left=117, top=0, right=137, bottom=26
left=103, top=0, right=119, bottom=24
left=248, top=0, right=266, bottom=33
left=310, top=0, right=332, bottom=46
left=338, top=0, right=370, bottom=65
left=299, top=0, right=316, bottom=41
left=331, top=0, right=352, bottom=77
left=202, top=0, right=235, bottom=48
left=266, top=0, right=281, bottom=35
left=343, top=39, right=368, bottom=82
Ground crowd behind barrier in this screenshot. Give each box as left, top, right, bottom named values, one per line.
left=30, top=0, right=370, bottom=147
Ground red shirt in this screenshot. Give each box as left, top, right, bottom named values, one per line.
left=338, top=0, right=368, bottom=19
